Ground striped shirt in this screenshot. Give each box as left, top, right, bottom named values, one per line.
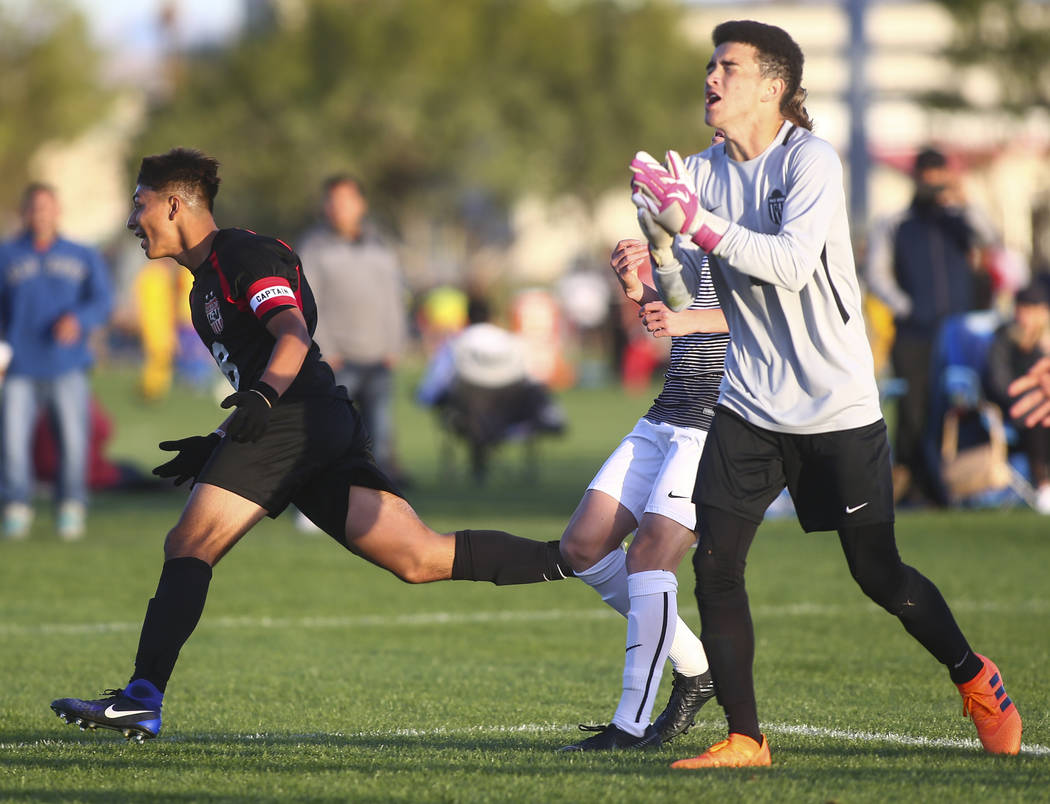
left=644, top=256, right=728, bottom=432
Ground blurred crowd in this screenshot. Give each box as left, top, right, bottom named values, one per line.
left=862, top=146, right=1050, bottom=513
left=3, top=144, right=1049, bottom=541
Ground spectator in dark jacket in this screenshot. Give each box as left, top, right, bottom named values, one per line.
left=866, top=147, right=997, bottom=504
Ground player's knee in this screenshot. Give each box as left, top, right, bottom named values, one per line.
left=394, top=567, right=427, bottom=584
left=558, top=531, right=602, bottom=573
left=558, top=539, right=591, bottom=573
left=849, top=560, right=909, bottom=613
left=692, top=547, right=744, bottom=598
left=163, top=524, right=187, bottom=560
left=839, top=523, right=910, bottom=612
left=162, top=524, right=212, bottom=563
left=397, top=568, right=429, bottom=585
left=391, top=557, right=443, bottom=584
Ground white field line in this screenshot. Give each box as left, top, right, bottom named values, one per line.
left=8, top=605, right=1046, bottom=757
left=2, top=598, right=1047, bottom=638
left=4, top=721, right=1048, bottom=757
left=0, top=608, right=615, bottom=637
left=764, top=722, right=1050, bottom=757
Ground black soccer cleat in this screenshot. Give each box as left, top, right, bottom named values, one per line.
left=51, top=679, right=163, bottom=743
left=558, top=723, right=662, bottom=752
left=652, top=669, right=716, bottom=743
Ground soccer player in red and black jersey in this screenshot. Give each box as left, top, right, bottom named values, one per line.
left=50, top=148, right=572, bottom=742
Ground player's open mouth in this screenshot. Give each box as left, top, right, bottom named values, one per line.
left=706, top=91, right=721, bottom=108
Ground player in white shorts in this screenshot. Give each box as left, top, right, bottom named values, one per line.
left=559, top=208, right=729, bottom=751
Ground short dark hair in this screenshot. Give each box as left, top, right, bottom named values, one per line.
left=21, top=182, right=57, bottom=210
left=136, top=148, right=221, bottom=211
left=322, top=173, right=364, bottom=197
left=1015, top=282, right=1049, bottom=307
left=713, top=20, right=813, bottom=131
left=913, top=147, right=948, bottom=175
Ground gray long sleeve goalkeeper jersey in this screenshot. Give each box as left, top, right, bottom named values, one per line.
left=673, top=120, right=882, bottom=434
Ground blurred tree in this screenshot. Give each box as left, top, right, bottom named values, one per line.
left=133, top=0, right=707, bottom=239
left=930, top=0, right=1050, bottom=112
left=0, top=0, right=113, bottom=217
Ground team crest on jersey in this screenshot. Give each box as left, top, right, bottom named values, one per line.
left=204, top=292, right=223, bottom=334
left=768, top=189, right=785, bottom=226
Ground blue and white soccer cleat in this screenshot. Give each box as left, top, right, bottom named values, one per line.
left=51, top=679, right=163, bottom=742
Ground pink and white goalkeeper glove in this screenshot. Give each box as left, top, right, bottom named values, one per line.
left=629, top=150, right=729, bottom=252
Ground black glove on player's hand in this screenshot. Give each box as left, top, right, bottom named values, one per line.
left=152, top=433, right=222, bottom=486
left=220, top=381, right=278, bottom=443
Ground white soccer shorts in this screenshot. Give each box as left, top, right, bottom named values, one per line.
left=587, top=417, right=707, bottom=530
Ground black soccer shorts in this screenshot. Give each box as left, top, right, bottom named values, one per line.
left=695, top=406, right=894, bottom=532
left=196, top=393, right=402, bottom=539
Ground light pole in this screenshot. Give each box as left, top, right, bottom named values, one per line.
left=846, top=0, right=869, bottom=238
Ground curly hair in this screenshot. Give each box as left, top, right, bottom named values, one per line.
left=136, top=148, right=221, bottom=211
left=713, top=20, right=813, bottom=131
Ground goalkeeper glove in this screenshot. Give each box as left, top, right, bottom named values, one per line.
left=629, top=150, right=729, bottom=252
left=636, top=206, right=676, bottom=267
left=220, top=380, right=279, bottom=443
left=152, top=433, right=222, bottom=486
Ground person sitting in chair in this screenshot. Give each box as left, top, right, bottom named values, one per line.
left=417, top=295, right=565, bottom=479
left=984, top=281, right=1050, bottom=512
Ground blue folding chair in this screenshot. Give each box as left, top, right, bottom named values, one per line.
left=925, top=311, right=1034, bottom=507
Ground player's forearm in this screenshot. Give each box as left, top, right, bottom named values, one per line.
left=712, top=226, right=823, bottom=292
left=677, top=308, right=729, bottom=334
left=653, top=260, right=698, bottom=312
left=261, top=313, right=311, bottom=396
left=261, top=335, right=309, bottom=396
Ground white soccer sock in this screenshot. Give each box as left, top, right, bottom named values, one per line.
left=577, top=548, right=708, bottom=676
left=611, top=570, right=678, bottom=737
left=575, top=547, right=629, bottom=616
left=576, top=547, right=707, bottom=689
left=668, top=616, right=709, bottom=677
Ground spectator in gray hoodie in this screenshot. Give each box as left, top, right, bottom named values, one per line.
left=298, top=175, right=408, bottom=478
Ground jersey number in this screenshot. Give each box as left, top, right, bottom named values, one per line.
left=211, top=341, right=241, bottom=389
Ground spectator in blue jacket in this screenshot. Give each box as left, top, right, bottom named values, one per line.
left=0, top=183, right=113, bottom=540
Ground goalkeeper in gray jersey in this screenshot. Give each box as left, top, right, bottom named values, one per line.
left=628, top=19, right=1021, bottom=767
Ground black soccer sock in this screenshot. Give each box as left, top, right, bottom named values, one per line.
left=450, top=530, right=574, bottom=585
left=130, top=556, right=213, bottom=693
left=838, top=523, right=978, bottom=682
left=890, top=565, right=978, bottom=682
left=694, top=507, right=762, bottom=743
left=949, top=650, right=985, bottom=685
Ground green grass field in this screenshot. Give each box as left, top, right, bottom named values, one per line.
left=1, top=366, right=1048, bottom=803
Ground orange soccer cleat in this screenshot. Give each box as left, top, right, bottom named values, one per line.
left=670, top=732, right=771, bottom=769
left=956, top=653, right=1022, bottom=755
